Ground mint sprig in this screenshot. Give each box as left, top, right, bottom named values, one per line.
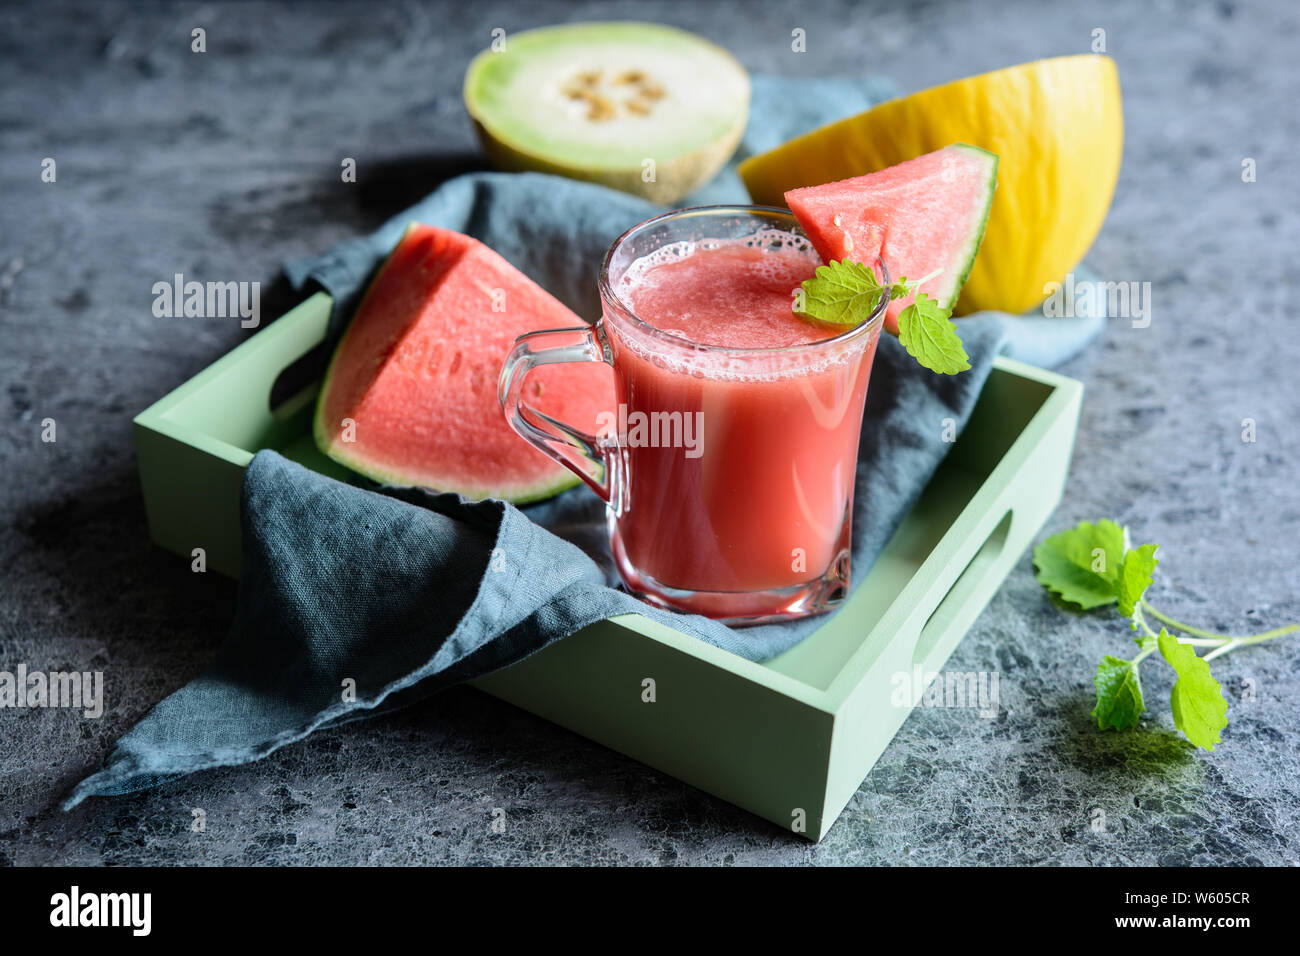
left=793, top=260, right=969, bottom=375
left=1034, top=519, right=1297, bottom=750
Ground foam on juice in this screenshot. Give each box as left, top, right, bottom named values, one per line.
left=611, top=231, right=875, bottom=382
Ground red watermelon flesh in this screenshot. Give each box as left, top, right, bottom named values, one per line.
left=785, top=144, right=998, bottom=335
left=314, top=223, right=613, bottom=503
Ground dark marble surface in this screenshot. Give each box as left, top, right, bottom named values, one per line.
left=2, top=0, right=1297, bottom=865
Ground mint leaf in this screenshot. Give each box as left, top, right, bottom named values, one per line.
left=1033, top=519, right=1127, bottom=610
left=1157, top=630, right=1229, bottom=750
left=793, top=260, right=885, bottom=327
left=1118, top=543, right=1159, bottom=621
left=1092, top=656, right=1145, bottom=731
left=793, top=261, right=969, bottom=377
left=896, top=293, right=971, bottom=375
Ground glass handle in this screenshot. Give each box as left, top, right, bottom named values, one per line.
left=498, top=325, right=615, bottom=502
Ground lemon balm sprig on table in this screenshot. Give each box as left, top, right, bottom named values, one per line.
left=792, top=259, right=971, bottom=375
left=1033, top=519, right=1299, bottom=750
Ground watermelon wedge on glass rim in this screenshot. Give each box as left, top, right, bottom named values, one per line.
left=784, top=143, right=999, bottom=336
left=313, top=223, right=614, bottom=504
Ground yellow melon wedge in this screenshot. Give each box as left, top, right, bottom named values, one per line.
left=740, top=55, right=1123, bottom=316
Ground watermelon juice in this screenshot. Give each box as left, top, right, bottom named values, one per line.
left=600, top=210, right=887, bottom=621
left=501, top=206, right=888, bottom=622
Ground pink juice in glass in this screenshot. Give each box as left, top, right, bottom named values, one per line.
left=602, top=236, right=882, bottom=617
left=500, top=207, right=888, bottom=623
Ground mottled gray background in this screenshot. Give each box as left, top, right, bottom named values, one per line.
left=2, top=0, right=1297, bottom=865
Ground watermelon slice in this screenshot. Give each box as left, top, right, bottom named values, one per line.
left=314, top=224, right=613, bottom=503
left=785, top=144, right=998, bottom=335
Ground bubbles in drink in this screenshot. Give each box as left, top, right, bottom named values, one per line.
left=606, top=231, right=873, bottom=382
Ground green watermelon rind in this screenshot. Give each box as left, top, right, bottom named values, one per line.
left=311, top=225, right=583, bottom=506
left=315, top=431, right=582, bottom=505
left=929, top=143, right=999, bottom=313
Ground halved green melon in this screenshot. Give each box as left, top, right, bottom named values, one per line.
left=464, top=22, right=750, bottom=204
left=785, top=144, right=999, bottom=335
left=314, top=224, right=613, bottom=503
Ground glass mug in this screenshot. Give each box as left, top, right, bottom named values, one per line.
left=499, top=206, right=888, bottom=623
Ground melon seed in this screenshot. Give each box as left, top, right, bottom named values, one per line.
left=563, top=68, right=664, bottom=120
left=586, top=96, right=616, bottom=121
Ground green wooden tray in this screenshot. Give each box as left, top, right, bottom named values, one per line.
left=134, top=291, right=1082, bottom=841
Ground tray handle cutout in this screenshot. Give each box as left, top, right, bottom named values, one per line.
left=268, top=340, right=329, bottom=419
left=911, top=510, right=1014, bottom=673
left=259, top=294, right=336, bottom=423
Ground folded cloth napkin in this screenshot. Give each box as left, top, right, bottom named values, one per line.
left=66, top=74, right=1106, bottom=807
